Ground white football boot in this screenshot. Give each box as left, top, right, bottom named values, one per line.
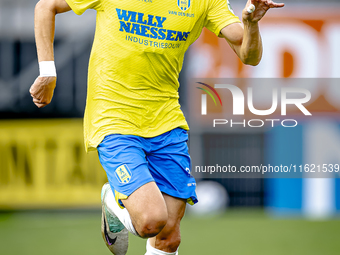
left=101, top=183, right=129, bottom=255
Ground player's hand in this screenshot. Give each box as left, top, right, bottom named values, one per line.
left=29, top=76, right=56, bottom=108
left=242, top=0, right=284, bottom=24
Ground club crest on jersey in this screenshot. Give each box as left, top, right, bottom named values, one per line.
left=115, top=165, right=132, bottom=184
left=177, top=0, right=191, bottom=12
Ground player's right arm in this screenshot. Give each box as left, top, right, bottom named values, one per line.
left=30, top=0, right=71, bottom=108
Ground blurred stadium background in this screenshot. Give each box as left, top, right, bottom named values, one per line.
left=1, top=0, right=340, bottom=254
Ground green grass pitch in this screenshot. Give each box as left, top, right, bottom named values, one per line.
left=0, top=210, right=339, bottom=255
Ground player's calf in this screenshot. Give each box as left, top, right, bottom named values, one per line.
left=146, top=237, right=180, bottom=255
left=149, top=219, right=181, bottom=253
left=145, top=226, right=181, bottom=255
left=155, top=232, right=181, bottom=253
left=146, top=194, right=186, bottom=254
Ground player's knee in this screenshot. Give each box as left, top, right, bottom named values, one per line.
left=138, top=211, right=168, bottom=238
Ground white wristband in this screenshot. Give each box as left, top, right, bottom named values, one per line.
left=39, top=61, right=57, bottom=77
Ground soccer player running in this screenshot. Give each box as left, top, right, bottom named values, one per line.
left=30, top=0, right=284, bottom=254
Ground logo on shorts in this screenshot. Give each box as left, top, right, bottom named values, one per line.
left=177, top=0, right=191, bottom=11
left=185, top=167, right=194, bottom=178
left=115, top=165, right=132, bottom=184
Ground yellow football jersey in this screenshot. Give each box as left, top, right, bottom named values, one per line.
left=65, top=0, right=240, bottom=151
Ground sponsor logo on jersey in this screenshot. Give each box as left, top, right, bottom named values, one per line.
left=177, top=0, right=191, bottom=12
left=116, top=9, right=190, bottom=42
left=115, top=165, right=132, bottom=184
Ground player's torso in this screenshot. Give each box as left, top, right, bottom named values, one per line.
left=85, top=0, right=212, bottom=148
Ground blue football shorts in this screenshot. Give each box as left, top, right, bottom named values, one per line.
left=97, top=127, right=198, bottom=208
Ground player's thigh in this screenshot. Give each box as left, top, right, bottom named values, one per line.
left=149, top=194, right=187, bottom=252
left=122, top=181, right=168, bottom=234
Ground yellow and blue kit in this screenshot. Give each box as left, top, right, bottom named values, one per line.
left=65, top=0, right=240, bottom=203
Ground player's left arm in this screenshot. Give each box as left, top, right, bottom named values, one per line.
left=221, top=0, right=284, bottom=66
